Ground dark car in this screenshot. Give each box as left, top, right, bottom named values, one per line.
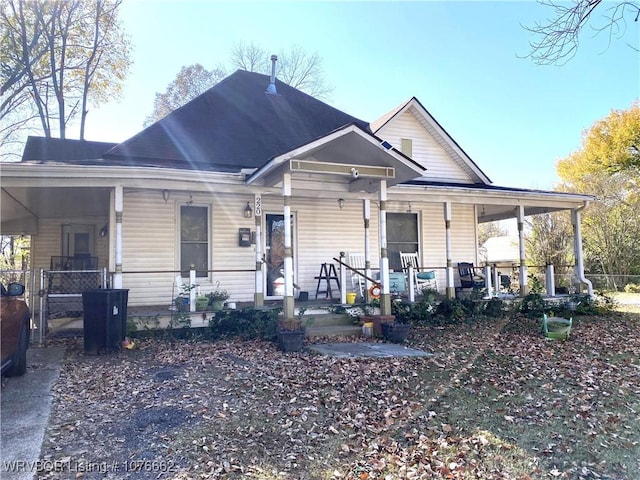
left=1, top=282, right=31, bottom=377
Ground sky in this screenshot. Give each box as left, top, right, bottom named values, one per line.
left=75, top=0, right=639, bottom=190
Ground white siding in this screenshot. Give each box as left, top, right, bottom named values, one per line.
left=30, top=190, right=480, bottom=305
left=292, top=197, right=379, bottom=295
left=32, top=216, right=109, bottom=271
left=377, top=111, right=474, bottom=183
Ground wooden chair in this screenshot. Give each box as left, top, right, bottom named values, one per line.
left=457, top=262, right=485, bottom=290
left=347, top=252, right=366, bottom=298
left=400, top=252, right=437, bottom=294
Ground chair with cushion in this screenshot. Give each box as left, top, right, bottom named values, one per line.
left=400, top=252, right=437, bottom=294
left=457, top=262, right=485, bottom=291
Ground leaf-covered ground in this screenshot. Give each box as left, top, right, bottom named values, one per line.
left=38, top=312, right=640, bottom=479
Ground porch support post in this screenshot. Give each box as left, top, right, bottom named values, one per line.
left=282, top=173, right=295, bottom=319
left=444, top=202, right=455, bottom=299
left=546, top=263, right=555, bottom=296
left=363, top=199, right=372, bottom=302
left=517, top=205, right=528, bottom=297
left=571, top=207, right=594, bottom=297
left=254, top=194, right=264, bottom=307
left=378, top=181, right=391, bottom=315
left=339, top=252, right=347, bottom=304
left=484, top=265, right=493, bottom=297
left=113, top=185, right=123, bottom=289
left=493, top=264, right=500, bottom=296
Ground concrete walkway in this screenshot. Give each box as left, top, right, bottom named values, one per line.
left=1, top=346, right=66, bottom=480
left=308, top=342, right=432, bottom=358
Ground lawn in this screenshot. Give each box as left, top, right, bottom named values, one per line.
left=38, top=310, right=640, bottom=479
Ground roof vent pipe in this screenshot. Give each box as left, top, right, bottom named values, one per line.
left=266, top=54, right=278, bottom=94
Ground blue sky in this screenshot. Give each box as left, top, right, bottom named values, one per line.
left=79, top=1, right=639, bottom=189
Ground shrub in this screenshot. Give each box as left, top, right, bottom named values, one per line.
left=392, top=298, right=435, bottom=325
left=519, top=293, right=548, bottom=318
left=624, top=283, right=640, bottom=293
left=208, top=308, right=279, bottom=341
left=483, top=297, right=506, bottom=318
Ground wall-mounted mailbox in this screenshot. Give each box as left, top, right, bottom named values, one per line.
left=238, top=228, right=251, bottom=247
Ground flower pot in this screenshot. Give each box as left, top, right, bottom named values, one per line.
left=381, top=322, right=410, bottom=343
left=277, top=329, right=305, bottom=352
left=211, top=300, right=225, bottom=311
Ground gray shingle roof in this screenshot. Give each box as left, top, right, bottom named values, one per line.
left=104, top=70, right=370, bottom=171
left=21, top=137, right=117, bottom=162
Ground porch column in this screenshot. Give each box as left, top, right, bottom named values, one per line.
left=571, top=207, right=594, bottom=297
left=378, top=181, right=391, bottom=315
left=444, top=202, right=455, bottom=299
left=282, top=173, right=295, bottom=319
left=517, top=205, right=528, bottom=296
left=113, top=185, right=123, bottom=289
left=254, top=194, right=264, bottom=307
left=363, top=199, right=372, bottom=302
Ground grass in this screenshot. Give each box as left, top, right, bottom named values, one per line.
left=38, top=309, right=640, bottom=480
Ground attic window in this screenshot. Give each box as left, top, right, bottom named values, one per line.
left=401, top=138, right=413, bottom=157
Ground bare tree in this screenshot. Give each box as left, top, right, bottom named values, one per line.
left=229, top=41, right=269, bottom=73
left=0, top=0, right=130, bottom=155
left=525, top=0, right=640, bottom=65
left=526, top=212, right=574, bottom=271
left=477, top=221, right=508, bottom=248
left=146, top=44, right=334, bottom=127
left=229, top=42, right=333, bottom=99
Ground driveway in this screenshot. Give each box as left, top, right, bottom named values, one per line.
left=1, top=345, right=66, bottom=480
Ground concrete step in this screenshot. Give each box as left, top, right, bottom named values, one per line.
left=305, top=324, right=363, bottom=338
left=301, top=313, right=356, bottom=328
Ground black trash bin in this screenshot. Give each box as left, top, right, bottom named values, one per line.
left=82, top=289, right=129, bottom=355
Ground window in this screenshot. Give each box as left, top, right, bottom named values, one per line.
left=180, top=206, right=209, bottom=277
left=386, top=212, right=418, bottom=271
left=400, top=138, right=413, bottom=157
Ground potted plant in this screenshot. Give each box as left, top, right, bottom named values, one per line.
left=207, top=289, right=229, bottom=311
left=276, top=309, right=306, bottom=352
left=380, top=316, right=410, bottom=343
left=175, top=282, right=197, bottom=311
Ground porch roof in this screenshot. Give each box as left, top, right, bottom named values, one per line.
left=245, top=123, right=426, bottom=192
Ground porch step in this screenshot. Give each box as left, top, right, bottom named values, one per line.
left=302, top=312, right=361, bottom=338
left=302, top=313, right=357, bottom=328
left=305, top=325, right=363, bottom=338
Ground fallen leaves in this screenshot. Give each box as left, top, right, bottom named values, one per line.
left=36, top=314, right=640, bottom=479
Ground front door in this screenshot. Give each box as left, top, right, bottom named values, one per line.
left=265, top=213, right=295, bottom=298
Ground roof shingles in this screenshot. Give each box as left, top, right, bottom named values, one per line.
left=104, top=70, right=370, bottom=171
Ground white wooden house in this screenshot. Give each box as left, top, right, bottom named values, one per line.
left=0, top=63, right=593, bottom=323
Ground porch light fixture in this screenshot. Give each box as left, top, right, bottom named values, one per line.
left=338, top=198, right=345, bottom=210
left=99, top=224, right=108, bottom=237
left=162, top=189, right=170, bottom=202
left=244, top=201, right=253, bottom=218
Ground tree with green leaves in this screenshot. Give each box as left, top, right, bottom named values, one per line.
left=145, top=42, right=333, bottom=125
left=1, top=0, right=130, bottom=157
left=525, top=0, right=640, bottom=65
left=556, top=102, right=640, bottom=285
